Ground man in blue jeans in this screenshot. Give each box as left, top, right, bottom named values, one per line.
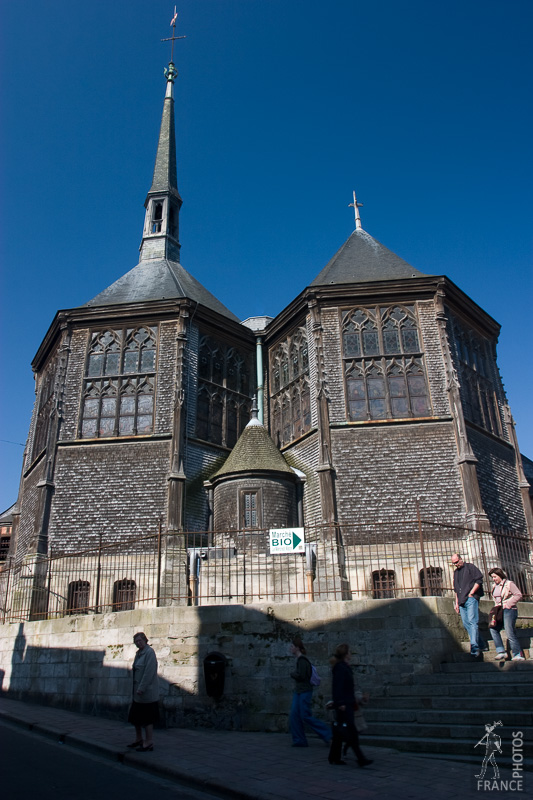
left=452, top=553, right=487, bottom=658
left=289, top=637, right=331, bottom=747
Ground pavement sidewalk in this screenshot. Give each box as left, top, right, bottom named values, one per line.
left=0, top=698, right=526, bottom=800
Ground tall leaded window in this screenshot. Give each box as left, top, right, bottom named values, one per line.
left=450, top=317, right=503, bottom=437
left=196, top=334, right=251, bottom=447
left=270, top=326, right=311, bottom=447
left=80, top=327, right=157, bottom=438
left=342, top=305, right=431, bottom=421
left=32, top=354, right=58, bottom=461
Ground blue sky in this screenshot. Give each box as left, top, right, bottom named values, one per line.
left=1, top=0, right=532, bottom=513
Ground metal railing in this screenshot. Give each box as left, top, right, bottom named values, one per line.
left=1, top=519, right=532, bottom=622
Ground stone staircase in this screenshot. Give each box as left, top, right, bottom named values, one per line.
left=363, top=642, right=533, bottom=765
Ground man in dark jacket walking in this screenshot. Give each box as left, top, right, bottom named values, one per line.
left=452, top=553, right=487, bottom=658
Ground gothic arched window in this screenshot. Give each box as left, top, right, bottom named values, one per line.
left=342, top=305, right=431, bottom=421
left=269, top=325, right=311, bottom=447
left=32, top=353, right=58, bottom=461
left=81, top=326, right=157, bottom=439
left=450, top=317, right=503, bottom=437
left=196, top=334, right=252, bottom=447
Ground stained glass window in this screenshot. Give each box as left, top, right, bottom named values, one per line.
left=196, top=334, right=251, bottom=447
left=32, top=354, right=58, bottom=460
left=269, top=326, right=311, bottom=447
left=80, top=327, right=157, bottom=438
left=342, top=305, right=431, bottom=421
left=451, top=318, right=503, bottom=437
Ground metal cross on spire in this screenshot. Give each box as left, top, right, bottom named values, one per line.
left=161, top=6, right=186, bottom=65
left=349, top=190, right=364, bottom=231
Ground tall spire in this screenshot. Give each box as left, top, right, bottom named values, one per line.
left=139, top=13, right=185, bottom=263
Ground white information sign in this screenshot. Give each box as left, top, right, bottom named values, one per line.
left=269, top=527, right=305, bottom=555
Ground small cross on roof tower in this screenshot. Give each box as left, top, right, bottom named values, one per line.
left=349, top=190, right=364, bottom=231
left=161, top=6, right=186, bottom=67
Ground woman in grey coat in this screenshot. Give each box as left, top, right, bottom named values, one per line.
left=127, top=632, right=159, bottom=751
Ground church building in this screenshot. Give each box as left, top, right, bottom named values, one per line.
left=5, top=46, right=532, bottom=614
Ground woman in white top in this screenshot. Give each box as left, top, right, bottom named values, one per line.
left=127, top=632, right=160, bottom=751
left=488, top=569, right=524, bottom=661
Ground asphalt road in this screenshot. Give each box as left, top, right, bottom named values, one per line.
left=0, top=721, right=222, bottom=800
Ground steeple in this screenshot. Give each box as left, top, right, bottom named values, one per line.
left=139, top=58, right=183, bottom=262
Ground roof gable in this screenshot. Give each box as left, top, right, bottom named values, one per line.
left=85, top=259, right=240, bottom=321
left=310, top=229, right=430, bottom=286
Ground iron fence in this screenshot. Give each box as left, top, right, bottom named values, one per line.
left=1, top=519, right=532, bottom=623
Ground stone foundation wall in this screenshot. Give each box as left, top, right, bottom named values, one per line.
left=1, top=599, right=532, bottom=732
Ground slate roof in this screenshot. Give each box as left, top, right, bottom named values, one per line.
left=211, top=418, right=294, bottom=480
left=0, top=504, right=15, bottom=524
left=85, top=258, right=240, bottom=321
left=310, top=229, right=430, bottom=286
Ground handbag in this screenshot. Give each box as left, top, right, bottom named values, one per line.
left=354, top=708, right=368, bottom=732
left=488, top=605, right=503, bottom=629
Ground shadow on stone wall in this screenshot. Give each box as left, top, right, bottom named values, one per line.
left=173, top=597, right=468, bottom=731
left=2, top=600, right=531, bottom=732
left=4, top=622, right=175, bottom=723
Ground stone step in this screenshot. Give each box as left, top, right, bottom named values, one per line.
left=448, top=644, right=531, bottom=663
left=371, top=695, right=532, bottom=711
left=364, top=708, right=533, bottom=727
left=365, top=721, right=533, bottom=753
left=403, top=749, right=533, bottom=769
left=415, top=673, right=533, bottom=687
left=363, top=733, right=533, bottom=760
left=438, top=660, right=533, bottom=673
left=383, top=682, right=533, bottom=698
left=412, top=670, right=533, bottom=686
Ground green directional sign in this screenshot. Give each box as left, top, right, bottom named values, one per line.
left=269, top=528, right=305, bottom=555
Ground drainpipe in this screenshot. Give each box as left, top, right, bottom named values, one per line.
left=256, top=335, right=264, bottom=424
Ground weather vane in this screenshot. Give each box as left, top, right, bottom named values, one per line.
left=349, top=190, right=364, bottom=231
left=161, top=6, right=186, bottom=65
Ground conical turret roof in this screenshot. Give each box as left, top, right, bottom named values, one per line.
left=311, top=229, right=430, bottom=286
left=211, top=417, right=294, bottom=480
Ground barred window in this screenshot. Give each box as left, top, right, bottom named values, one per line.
left=113, top=579, right=136, bottom=611
left=0, top=535, right=11, bottom=562
left=240, top=490, right=261, bottom=529
left=451, top=318, right=503, bottom=437
left=67, top=580, right=90, bottom=614
left=270, top=326, right=311, bottom=447
left=342, top=305, right=431, bottom=421
left=420, top=566, right=443, bottom=597
left=196, top=334, right=251, bottom=447
left=80, top=327, right=157, bottom=438
left=372, top=569, right=396, bottom=599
